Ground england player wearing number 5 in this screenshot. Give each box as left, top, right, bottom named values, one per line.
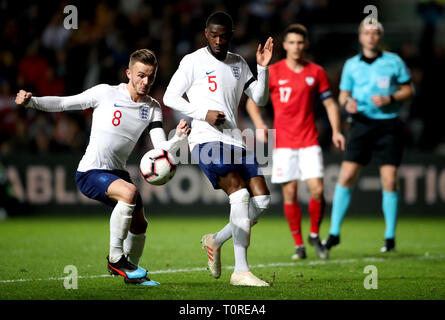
left=164, top=12, right=273, bottom=286
left=15, top=49, right=191, bottom=286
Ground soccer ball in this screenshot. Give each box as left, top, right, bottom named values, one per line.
left=139, top=149, right=176, bottom=185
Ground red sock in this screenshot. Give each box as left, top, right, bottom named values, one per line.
left=309, top=197, right=325, bottom=235
left=283, top=203, right=303, bottom=246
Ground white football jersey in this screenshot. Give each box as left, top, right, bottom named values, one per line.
left=29, top=83, right=163, bottom=171
left=164, top=47, right=268, bottom=151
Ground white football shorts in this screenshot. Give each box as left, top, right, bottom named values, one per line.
left=271, top=145, right=324, bottom=184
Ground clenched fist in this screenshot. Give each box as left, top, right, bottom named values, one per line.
left=15, top=90, right=33, bottom=106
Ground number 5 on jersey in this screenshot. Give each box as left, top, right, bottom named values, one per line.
left=208, top=76, right=217, bottom=92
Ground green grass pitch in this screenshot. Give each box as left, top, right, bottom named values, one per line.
left=0, top=214, right=444, bottom=300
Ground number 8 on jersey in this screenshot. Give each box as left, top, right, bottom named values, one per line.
left=112, top=110, right=122, bottom=126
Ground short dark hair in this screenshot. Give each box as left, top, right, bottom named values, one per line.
left=129, top=49, right=158, bottom=68
left=206, top=11, right=233, bottom=31
left=283, top=24, right=308, bottom=40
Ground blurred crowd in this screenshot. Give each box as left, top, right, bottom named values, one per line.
left=1, top=0, right=445, bottom=157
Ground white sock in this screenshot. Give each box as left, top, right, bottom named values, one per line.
left=213, top=195, right=271, bottom=247
left=124, top=232, right=146, bottom=266
left=109, top=201, right=135, bottom=263
left=229, top=188, right=251, bottom=274
left=213, top=223, right=232, bottom=247
left=248, top=195, right=271, bottom=224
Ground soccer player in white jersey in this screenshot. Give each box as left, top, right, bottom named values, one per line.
left=15, top=49, right=190, bottom=286
left=164, top=12, right=273, bottom=287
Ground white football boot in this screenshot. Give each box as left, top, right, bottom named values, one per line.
left=200, top=234, right=221, bottom=279
left=230, top=271, right=270, bottom=287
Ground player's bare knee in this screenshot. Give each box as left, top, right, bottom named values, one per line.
left=307, top=180, right=323, bottom=200
left=382, top=180, right=397, bottom=192
left=282, top=190, right=294, bottom=203
left=311, top=189, right=324, bottom=201
left=282, top=182, right=297, bottom=202
left=233, top=175, right=247, bottom=190
left=339, top=162, right=361, bottom=187
left=286, top=184, right=298, bottom=195
left=121, top=184, right=138, bottom=204
left=314, top=187, right=325, bottom=201
left=248, top=176, right=270, bottom=196
left=219, top=172, right=247, bottom=195
left=339, top=173, right=357, bottom=188
left=381, top=171, right=398, bottom=192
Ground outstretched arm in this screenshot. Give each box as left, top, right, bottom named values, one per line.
left=15, top=88, right=96, bottom=112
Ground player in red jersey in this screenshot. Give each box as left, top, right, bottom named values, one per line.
left=247, top=24, right=345, bottom=260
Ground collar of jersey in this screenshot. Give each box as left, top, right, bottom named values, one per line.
left=204, top=47, right=230, bottom=63
left=359, top=50, right=383, bottom=64
left=118, top=83, right=149, bottom=106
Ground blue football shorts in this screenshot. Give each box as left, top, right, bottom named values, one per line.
left=191, top=141, right=263, bottom=189
left=75, top=169, right=142, bottom=208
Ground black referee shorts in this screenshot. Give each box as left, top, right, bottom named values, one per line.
left=344, top=114, right=405, bottom=166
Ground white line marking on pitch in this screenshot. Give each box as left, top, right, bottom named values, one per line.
left=0, top=254, right=443, bottom=284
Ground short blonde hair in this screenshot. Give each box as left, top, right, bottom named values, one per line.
left=129, top=49, right=158, bottom=68
left=358, top=17, right=384, bottom=36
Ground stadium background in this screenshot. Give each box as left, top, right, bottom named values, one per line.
left=0, top=0, right=444, bottom=217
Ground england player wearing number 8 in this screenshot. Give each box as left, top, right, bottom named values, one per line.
left=246, top=24, right=345, bottom=261
left=164, top=11, right=273, bottom=287
left=15, top=49, right=191, bottom=286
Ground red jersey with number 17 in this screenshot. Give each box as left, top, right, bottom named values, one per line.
left=269, top=59, right=331, bottom=149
